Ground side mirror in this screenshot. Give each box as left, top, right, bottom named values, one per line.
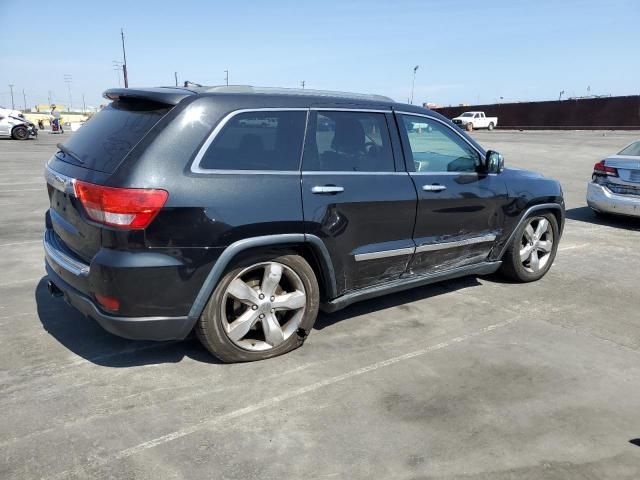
left=485, top=150, right=504, bottom=173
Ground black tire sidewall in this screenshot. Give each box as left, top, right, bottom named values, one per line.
left=13, top=126, right=28, bottom=140
left=507, top=213, right=559, bottom=282
left=197, top=253, right=320, bottom=363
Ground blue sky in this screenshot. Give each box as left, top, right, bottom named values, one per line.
left=1, top=0, right=638, bottom=109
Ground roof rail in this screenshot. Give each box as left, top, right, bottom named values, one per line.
left=199, top=85, right=394, bottom=102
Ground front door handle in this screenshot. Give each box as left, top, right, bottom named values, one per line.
left=312, top=185, right=344, bottom=194
left=422, top=184, right=447, bottom=192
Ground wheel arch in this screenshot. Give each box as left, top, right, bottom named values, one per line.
left=188, top=234, right=336, bottom=320
left=493, top=202, right=564, bottom=260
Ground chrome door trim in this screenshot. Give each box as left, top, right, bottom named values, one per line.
left=415, top=234, right=497, bottom=253
left=354, top=246, right=415, bottom=262
left=302, top=171, right=408, bottom=176
left=311, top=107, right=393, bottom=114
left=422, top=184, right=447, bottom=192
left=190, top=108, right=309, bottom=174
left=311, top=186, right=344, bottom=194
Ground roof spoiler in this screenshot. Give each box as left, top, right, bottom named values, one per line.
left=103, top=87, right=196, bottom=106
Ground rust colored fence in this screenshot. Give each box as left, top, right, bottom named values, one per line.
left=431, top=95, right=640, bottom=130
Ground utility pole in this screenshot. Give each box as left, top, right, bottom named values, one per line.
left=121, top=28, right=129, bottom=88
left=82, top=94, right=86, bottom=114
left=22, top=89, right=27, bottom=111
left=8, top=84, right=15, bottom=110
left=64, top=74, right=73, bottom=110
left=410, top=65, right=419, bottom=105
left=174, top=72, right=178, bottom=87
left=48, top=90, right=52, bottom=106
left=559, top=90, right=565, bottom=101
left=113, top=61, right=123, bottom=87
left=224, top=70, right=229, bottom=86
left=301, top=80, right=305, bottom=89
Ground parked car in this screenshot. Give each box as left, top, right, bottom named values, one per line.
left=0, top=107, right=38, bottom=140
left=587, top=139, right=640, bottom=217
left=452, top=111, right=498, bottom=131
left=44, top=86, right=564, bottom=362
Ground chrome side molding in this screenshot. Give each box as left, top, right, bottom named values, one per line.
left=416, top=234, right=496, bottom=253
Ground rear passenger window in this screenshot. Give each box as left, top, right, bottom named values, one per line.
left=303, top=111, right=394, bottom=172
left=198, top=111, right=306, bottom=171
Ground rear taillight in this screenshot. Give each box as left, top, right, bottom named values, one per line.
left=74, top=180, right=168, bottom=229
left=95, top=293, right=120, bottom=312
left=593, top=160, right=618, bottom=176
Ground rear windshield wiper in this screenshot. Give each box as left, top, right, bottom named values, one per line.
left=56, top=143, right=84, bottom=164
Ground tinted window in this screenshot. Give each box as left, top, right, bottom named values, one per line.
left=199, top=111, right=306, bottom=170
left=401, top=115, right=481, bottom=173
left=55, top=101, right=170, bottom=173
left=303, top=111, right=394, bottom=172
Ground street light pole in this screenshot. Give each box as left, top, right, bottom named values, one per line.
left=82, top=94, right=86, bottom=114
left=224, top=70, right=229, bottom=86
left=301, top=80, right=305, bottom=89
left=175, top=72, right=178, bottom=87
left=121, top=28, right=129, bottom=88
left=8, top=84, right=15, bottom=110
left=410, top=65, right=419, bottom=105
left=22, top=89, right=27, bottom=111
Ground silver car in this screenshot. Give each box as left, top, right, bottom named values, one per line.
left=587, top=140, right=640, bottom=217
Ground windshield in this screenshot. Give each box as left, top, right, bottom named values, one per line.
left=56, top=101, right=170, bottom=173
left=618, top=141, right=640, bottom=156
left=460, top=113, right=474, bottom=117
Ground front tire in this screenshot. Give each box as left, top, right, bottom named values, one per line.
left=196, top=253, right=320, bottom=362
left=465, top=123, right=473, bottom=132
left=500, top=212, right=559, bottom=282
left=12, top=126, right=29, bottom=140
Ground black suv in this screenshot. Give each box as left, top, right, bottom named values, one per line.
left=44, top=86, right=564, bottom=362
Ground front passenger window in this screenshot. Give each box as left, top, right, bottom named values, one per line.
left=401, top=115, right=481, bottom=173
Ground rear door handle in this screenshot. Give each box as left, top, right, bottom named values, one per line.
left=312, top=186, right=344, bottom=194
left=422, top=184, right=447, bottom=192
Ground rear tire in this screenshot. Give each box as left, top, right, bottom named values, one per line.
left=196, top=253, right=320, bottom=362
left=488, top=122, right=494, bottom=131
left=12, top=126, right=29, bottom=140
left=500, top=212, right=559, bottom=282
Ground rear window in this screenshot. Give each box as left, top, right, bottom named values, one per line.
left=619, top=141, right=640, bottom=156
left=55, top=101, right=170, bottom=173
left=198, top=111, right=307, bottom=171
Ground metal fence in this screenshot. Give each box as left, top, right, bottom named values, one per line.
left=432, top=95, right=640, bottom=130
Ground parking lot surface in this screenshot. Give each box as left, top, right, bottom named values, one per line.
left=1, top=130, right=639, bottom=479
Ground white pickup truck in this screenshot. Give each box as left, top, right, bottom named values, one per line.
left=451, top=111, right=498, bottom=131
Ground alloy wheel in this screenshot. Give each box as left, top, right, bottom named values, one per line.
left=221, top=262, right=307, bottom=351
left=519, top=216, right=554, bottom=273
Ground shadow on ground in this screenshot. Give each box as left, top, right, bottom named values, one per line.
left=566, top=206, right=640, bottom=231
left=36, top=274, right=483, bottom=367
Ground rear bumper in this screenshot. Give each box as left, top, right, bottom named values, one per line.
left=45, top=262, right=195, bottom=340
left=586, top=182, right=640, bottom=217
